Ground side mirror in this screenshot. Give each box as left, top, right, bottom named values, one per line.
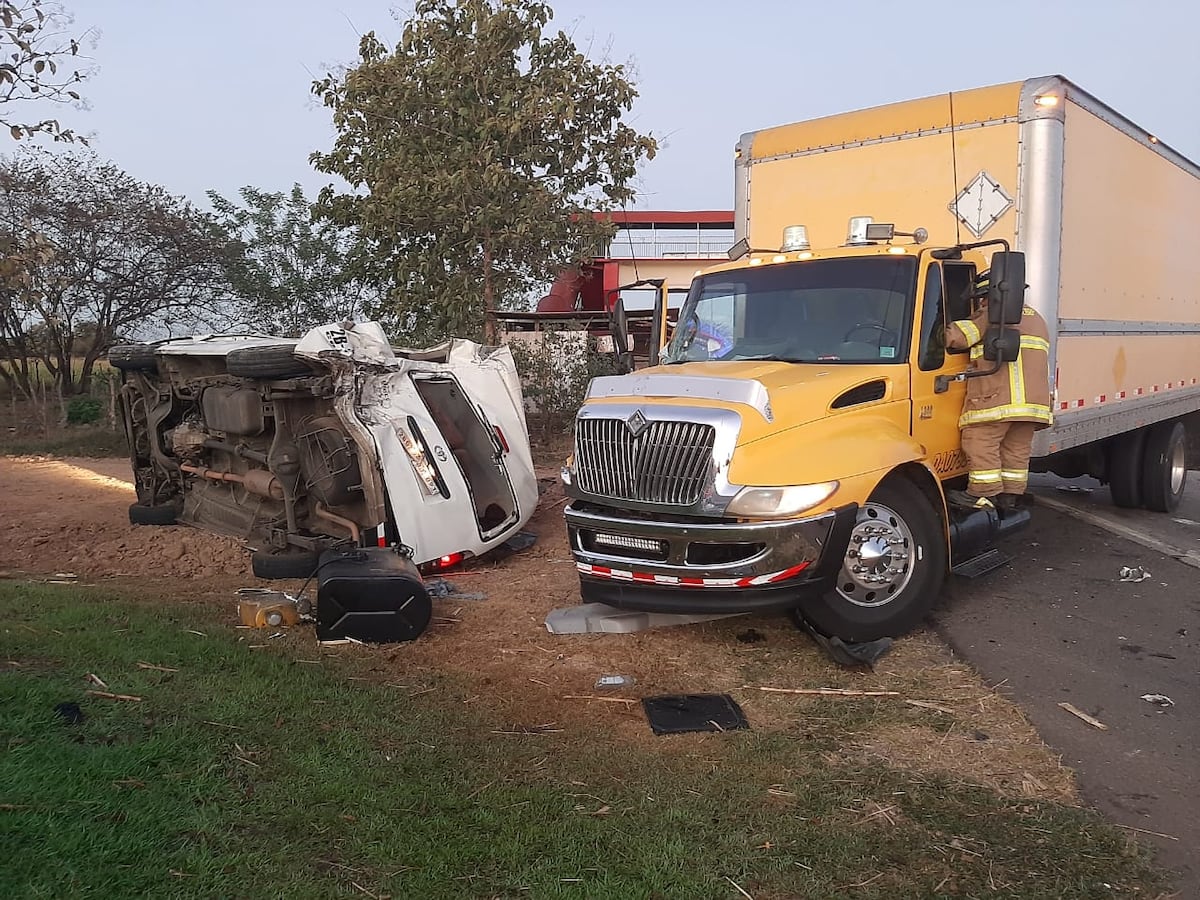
left=987, top=251, right=1026, bottom=326
left=982, top=326, right=1020, bottom=362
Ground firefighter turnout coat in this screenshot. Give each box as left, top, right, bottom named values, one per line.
left=945, top=305, right=1053, bottom=429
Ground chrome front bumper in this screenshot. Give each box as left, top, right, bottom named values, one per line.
left=564, top=502, right=858, bottom=613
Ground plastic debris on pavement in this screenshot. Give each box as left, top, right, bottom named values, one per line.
left=1140, top=693, right=1175, bottom=707
left=425, top=578, right=487, bottom=601
left=1118, top=566, right=1151, bottom=583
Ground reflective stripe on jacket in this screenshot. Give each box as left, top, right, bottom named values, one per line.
left=945, top=305, right=1053, bottom=429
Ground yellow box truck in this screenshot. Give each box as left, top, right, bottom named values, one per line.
left=560, top=75, right=1200, bottom=641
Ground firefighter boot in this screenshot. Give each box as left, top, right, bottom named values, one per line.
left=947, top=490, right=995, bottom=510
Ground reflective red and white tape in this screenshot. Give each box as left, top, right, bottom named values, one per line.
left=576, top=561, right=810, bottom=588
left=1057, top=378, right=1199, bottom=411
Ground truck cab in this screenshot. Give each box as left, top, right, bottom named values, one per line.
left=561, top=219, right=1025, bottom=641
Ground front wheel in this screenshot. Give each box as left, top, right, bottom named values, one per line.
left=795, top=478, right=946, bottom=641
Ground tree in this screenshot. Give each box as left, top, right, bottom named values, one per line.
left=310, top=0, right=656, bottom=345
left=0, top=151, right=231, bottom=398
left=0, top=0, right=92, bottom=143
left=208, top=184, right=379, bottom=337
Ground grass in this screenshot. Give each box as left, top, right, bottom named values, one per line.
left=0, top=582, right=1167, bottom=899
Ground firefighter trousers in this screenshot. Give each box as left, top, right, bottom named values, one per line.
left=961, top=421, right=1037, bottom=498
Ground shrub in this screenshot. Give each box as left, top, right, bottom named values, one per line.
left=65, top=396, right=103, bottom=425
left=508, top=328, right=621, bottom=439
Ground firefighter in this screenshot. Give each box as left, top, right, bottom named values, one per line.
left=944, top=272, right=1053, bottom=511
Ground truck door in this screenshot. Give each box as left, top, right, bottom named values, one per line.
left=910, top=260, right=974, bottom=479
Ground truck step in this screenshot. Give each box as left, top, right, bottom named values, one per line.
left=951, top=548, right=1011, bottom=579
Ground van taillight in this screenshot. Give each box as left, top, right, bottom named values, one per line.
left=494, top=426, right=509, bottom=453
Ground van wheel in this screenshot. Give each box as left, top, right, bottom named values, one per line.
left=796, top=478, right=946, bottom=642
left=108, top=344, right=159, bottom=372
left=1107, top=429, right=1146, bottom=509
left=128, top=502, right=178, bottom=526
left=226, top=345, right=313, bottom=379
left=1141, top=420, right=1187, bottom=513
left=251, top=548, right=321, bottom=580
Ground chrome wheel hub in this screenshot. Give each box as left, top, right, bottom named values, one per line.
left=1170, top=439, right=1186, bottom=495
left=838, top=502, right=916, bottom=608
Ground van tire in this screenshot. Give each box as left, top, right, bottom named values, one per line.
left=1107, top=429, right=1146, bottom=509
left=796, top=478, right=946, bottom=642
left=226, top=345, right=312, bottom=379
left=128, top=502, right=178, bottom=526
left=108, top=344, right=159, bottom=372
left=251, top=548, right=321, bottom=580
left=1141, top=419, right=1187, bottom=513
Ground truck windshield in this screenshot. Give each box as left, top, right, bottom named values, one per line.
left=664, top=257, right=917, bottom=364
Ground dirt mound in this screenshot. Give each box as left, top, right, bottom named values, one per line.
left=0, top=456, right=253, bottom=580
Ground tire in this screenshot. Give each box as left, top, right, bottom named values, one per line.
left=1141, top=419, right=1187, bottom=513
left=796, top=478, right=946, bottom=642
left=108, top=344, right=159, bottom=372
left=1107, top=429, right=1146, bottom=509
left=226, top=345, right=312, bottom=379
left=251, top=548, right=321, bottom=580
left=128, top=502, right=178, bottom=526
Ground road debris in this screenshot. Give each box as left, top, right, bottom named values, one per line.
left=642, top=693, right=749, bottom=735
left=1118, top=566, right=1151, bottom=583
left=85, top=689, right=143, bottom=702
left=236, top=588, right=302, bottom=627
left=1140, top=693, right=1175, bottom=708
left=136, top=662, right=179, bottom=673
left=84, top=672, right=109, bottom=690
left=1057, top=701, right=1107, bottom=730
left=544, top=601, right=741, bottom=634
left=564, top=695, right=638, bottom=706
left=426, top=578, right=488, bottom=601
left=758, top=696, right=902, bottom=700
left=54, top=701, right=85, bottom=725
left=1055, top=485, right=1092, bottom=494
left=595, top=674, right=635, bottom=689
left=904, top=699, right=956, bottom=714
left=796, top=615, right=893, bottom=667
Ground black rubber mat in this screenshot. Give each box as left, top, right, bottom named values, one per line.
left=641, top=693, right=749, bottom=735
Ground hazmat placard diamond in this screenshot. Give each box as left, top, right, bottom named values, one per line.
left=949, top=171, right=1013, bottom=238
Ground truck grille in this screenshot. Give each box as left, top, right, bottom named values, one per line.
left=575, top=418, right=716, bottom=506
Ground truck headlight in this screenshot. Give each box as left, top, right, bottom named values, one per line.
left=726, top=482, right=839, bottom=518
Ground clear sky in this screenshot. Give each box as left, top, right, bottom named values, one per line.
left=55, top=0, right=1200, bottom=212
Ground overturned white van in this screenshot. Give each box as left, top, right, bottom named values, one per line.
left=109, top=321, right=538, bottom=579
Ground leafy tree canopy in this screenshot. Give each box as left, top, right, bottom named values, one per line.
left=0, top=0, right=92, bottom=143
left=208, top=184, right=379, bottom=337
left=0, top=151, right=229, bottom=397
left=310, top=0, right=656, bottom=345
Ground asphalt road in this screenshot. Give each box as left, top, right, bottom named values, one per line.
left=934, top=475, right=1199, bottom=895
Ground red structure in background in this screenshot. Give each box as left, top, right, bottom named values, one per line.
left=537, top=210, right=735, bottom=314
